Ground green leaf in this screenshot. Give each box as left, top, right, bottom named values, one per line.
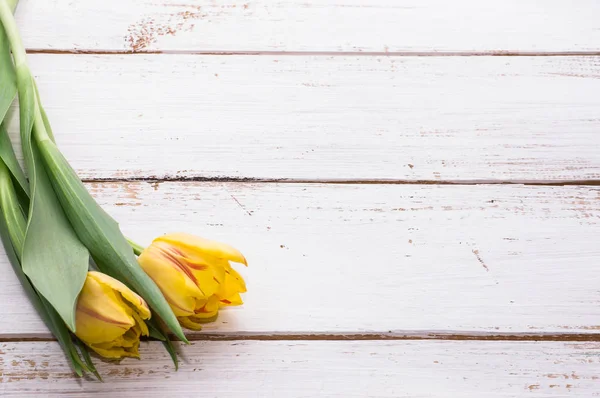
left=33, top=81, right=56, bottom=142
left=40, top=296, right=88, bottom=377
left=0, top=122, right=28, bottom=196
left=0, top=162, right=89, bottom=377
left=0, top=209, right=86, bottom=377
left=16, top=65, right=89, bottom=331
left=75, top=338, right=102, bottom=381
left=162, top=338, right=179, bottom=371
left=36, top=138, right=188, bottom=343
left=149, top=317, right=179, bottom=370
left=0, top=15, right=16, bottom=123
left=0, top=169, right=46, bottom=321
left=0, top=159, right=25, bottom=253
left=147, top=319, right=167, bottom=341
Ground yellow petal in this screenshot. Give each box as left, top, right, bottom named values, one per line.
left=229, top=267, right=247, bottom=293
left=179, top=312, right=219, bottom=330
left=75, top=275, right=135, bottom=345
left=178, top=316, right=203, bottom=330
left=221, top=268, right=246, bottom=294
left=138, top=245, right=205, bottom=317
left=89, top=342, right=140, bottom=359
left=220, top=292, right=243, bottom=307
left=156, top=233, right=248, bottom=266
left=155, top=241, right=223, bottom=297
left=88, top=271, right=151, bottom=319
left=131, top=310, right=149, bottom=337
left=200, top=295, right=220, bottom=313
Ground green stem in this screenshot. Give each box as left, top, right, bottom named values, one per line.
left=0, top=0, right=52, bottom=144
left=7, top=0, right=19, bottom=13
left=127, top=239, right=146, bottom=256
left=0, top=0, right=26, bottom=67
left=31, top=89, right=51, bottom=141
left=0, top=160, right=25, bottom=258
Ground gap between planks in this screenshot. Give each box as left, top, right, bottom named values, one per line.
left=3, top=332, right=600, bottom=343
left=24, top=49, right=600, bottom=57
left=80, top=177, right=600, bottom=187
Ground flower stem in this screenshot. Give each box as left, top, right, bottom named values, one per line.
left=0, top=0, right=26, bottom=67
left=7, top=0, right=19, bottom=13
left=0, top=0, right=51, bottom=143
left=127, top=239, right=146, bottom=256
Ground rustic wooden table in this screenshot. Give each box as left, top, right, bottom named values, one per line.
left=1, top=0, right=599, bottom=396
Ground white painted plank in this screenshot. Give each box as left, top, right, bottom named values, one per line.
left=5, top=55, right=600, bottom=181
left=13, top=0, right=600, bottom=53
left=1, top=340, right=599, bottom=396
left=0, top=182, right=598, bottom=337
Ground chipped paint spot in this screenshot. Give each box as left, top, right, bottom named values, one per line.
left=472, top=249, right=489, bottom=272
left=125, top=6, right=206, bottom=52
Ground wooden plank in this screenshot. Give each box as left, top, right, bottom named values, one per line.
left=5, top=54, right=600, bottom=181
left=0, top=182, right=598, bottom=337
left=14, top=0, right=600, bottom=53
left=1, top=340, right=599, bottom=396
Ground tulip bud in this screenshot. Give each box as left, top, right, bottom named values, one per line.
left=75, top=271, right=151, bottom=359
left=138, top=233, right=247, bottom=330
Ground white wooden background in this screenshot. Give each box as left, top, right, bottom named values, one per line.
left=1, top=0, right=600, bottom=396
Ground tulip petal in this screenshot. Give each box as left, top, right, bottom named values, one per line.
left=88, top=271, right=151, bottom=320
left=90, top=342, right=140, bottom=359
left=220, top=292, right=244, bottom=307
left=199, top=295, right=220, bottom=314
left=75, top=275, right=136, bottom=345
left=178, top=316, right=204, bottom=331
left=131, top=310, right=149, bottom=337
left=226, top=267, right=247, bottom=293
left=156, top=233, right=248, bottom=266
left=138, top=246, right=205, bottom=317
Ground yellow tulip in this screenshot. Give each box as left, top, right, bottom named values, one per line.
left=138, top=233, right=247, bottom=330
left=75, top=271, right=151, bottom=359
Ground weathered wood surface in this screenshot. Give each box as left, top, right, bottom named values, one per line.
left=1, top=182, right=598, bottom=338
left=3, top=0, right=600, bottom=394
left=4, top=55, right=600, bottom=181
left=1, top=341, right=600, bottom=396
left=14, top=0, right=600, bottom=53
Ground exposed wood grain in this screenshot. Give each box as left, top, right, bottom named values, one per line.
left=1, top=341, right=599, bottom=396
left=4, top=55, right=600, bottom=182
left=0, top=182, right=598, bottom=338
left=13, top=0, right=600, bottom=53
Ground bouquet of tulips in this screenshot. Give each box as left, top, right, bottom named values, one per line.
left=0, top=0, right=247, bottom=378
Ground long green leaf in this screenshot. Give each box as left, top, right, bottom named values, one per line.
left=0, top=169, right=47, bottom=325
left=75, top=338, right=102, bottom=381
left=147, top=320, right=167, bottom=341
left=0, top=122, right=28, bottom=195
left=162, top=338, right=179, bottom=371
left=36, top=138, right=187, bottom=343
left=0, top=4, right=28, bottom=205
left=15, top=65, right=89, bottom=331
left=0, top=162, right=88, bottom=377
left=0, top=15, right=16, bottom=123
left=0, top=204, right=86, bottom=377
left=33, top=81, right=56, bottom=142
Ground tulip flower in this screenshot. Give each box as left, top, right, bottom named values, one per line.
left=75, top=271, right=151, bottom=359
left=138, top=233, right=247, bottom=330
